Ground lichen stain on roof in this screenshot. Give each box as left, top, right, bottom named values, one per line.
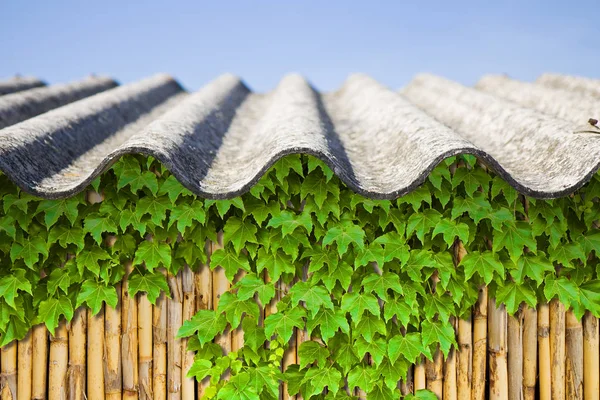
left=0, top=72, right=599, bottom=200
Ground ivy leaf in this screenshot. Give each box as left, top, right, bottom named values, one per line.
left=48, top=225, right=85, bottom=250
left=0, top=270, right=32, bottom=309
left=306, top=307, right=350, bottom=343
left=460, top=251, right=505, bottom=285
left=543, top=275, right=579, bottom=308
left=406, top=209, right=441, bottom=243
left=362, top=272, right=403, bottom=301
left=577, top=231, right=600, bottom=255
left=234, top=273, right=276, bottom=305
left=486, top=208, right=514, bottom=231
left=47, top=268, right=71, bottom=296
left=322, top=220, right=365, bottom=256
left=492, top=222, right=537, bottom=262
left=432, top=218, right=470, bottom=247
left=84, top=213, right=118, bottom=245
left=495, top=281, right=537, bottom=314
left=453, top=167, right=490, bottom=197
left=168, top=201, right=206, bottom=233
left=217, top=292, right=260, bottom=329
left=302, top=367, right=342, bottom=398
left=549, top=242, right=586, bottom=267
left=267, top=210, right=312, bottom=236
left=255, top=249, right=294, bottom=282
left=491, top=176, right=519, bottom=204
left=177, top=310, right=227, bottom=345
left=297, top=341, right=330, bottom=368
left=289, top=281, right=334, bottom=317
left=210, top=248, right=251, bottom=281
left=36, top=197, right=80, bottom=227
left=223, top=217, right=258, bottom=254
left=383, top=296, right=413, bottom=326
left=127, top=269, right=170, bottom=303
left=388, top=332, right=428, bottom=364
left=37, top=296, right=74, bottom=335
left=374, top=232, right=410, bottom=264
left=119, top=208, right=147, bottom=236
left=135, top=196, right=170, bottom=226
left=264, top=307, right=306, bottom=343
left=347, top=365, right=376, bottom=393
left=242, top=317, right=266, bottom=352
left=10, top=236, right=48, bottom=269
left=187, top=359, right=212, bottom=381
left=421, top=319, right=456, bottom=358
left=577, top=280, right=600, bottom=318
left=158, top=175, right=192, bottom=204
left=0, top=215, right=16, bottom=239
left=354, top=313, right=386, bottom=341
left=301, top=171, right=340, bottom=208
left=133, top=240, right=172, bottom=273
left=451, top=193, right=492, bottom=223
left=113, top=156, right=159, bottom=195
left=76, top=280, right=118, bottom=315
left=355, top=243, right=386, bottom=268
left=341, top=291, right=380, bottom=321
left=510, top=254, right=554, bottom=286
left=218, top=372, right=260, bottom=400
left=355, top=336, right=387, bottom=366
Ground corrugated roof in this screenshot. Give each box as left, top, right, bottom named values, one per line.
left=0, top=72, right=599, bottom=200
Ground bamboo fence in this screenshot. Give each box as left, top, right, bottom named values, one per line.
left=0, top=240, right=598, bottom=400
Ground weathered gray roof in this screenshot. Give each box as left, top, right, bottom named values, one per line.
left=0, top=72, right=599, bottom=200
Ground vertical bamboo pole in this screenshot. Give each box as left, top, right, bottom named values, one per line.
left=583, top=312, right=599, bottom=400
left=538, top=302, right=551, bottom=400
left=194, top=245, right=212, bottom=399
left=138, top=293, right=153, bottom=400
left=426, top=347, right=443, bottom=399
left=443, top=321, right=457, bottom=400
left=472, top=286, right=488, bottom=400
left=400, top=366, right=413, bottom=396
left=565, top=310, right=583, bottom=400
left=167, top=272, right=183, bottom=400
left=88, top=306, right=105, bottom=400
left=122, top=262, right=139, bottom=400
left=522, top=305, right=537, bottom=400
left=105, top=283, right=122, bottom=400
left=181, top=266, right=196, bottom=400
left=550, top=298, right=566, bottom=400
left=457, top=316, right=472, bottom=399
left=507, top=311, right=523, bottom=400
left=31, top=324, right=48, bottom=400
left=153, top=269, right=168, bottom=400
left=2, top=340, right=17, bottom=400
left=68, top=307, right=86, bottom=400
left=488, top=298, right=508, bottom=400
left=414, top=357, right=426, bottom=392
left=212, top=233, right=231, bottom=356
left=48, top=321, right=68, bottom=400
left=17, top=331, right=32, bottom=400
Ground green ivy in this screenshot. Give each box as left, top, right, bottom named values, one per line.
left=1, top=153, right=600, bottom=399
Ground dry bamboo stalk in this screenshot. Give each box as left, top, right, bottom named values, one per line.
left=138, top=293, right=153, bottom=400
left=194, top=246, right=212, bottom=399
left=443, top=318, right=457, bottom=400
left=522, top=305, right=537, bottom=400
left=400, top=366, right=413, bottom=396
left=538, top=302, right=551, bottom=400
left=48, top=321, right=68, bottom=400
left=122, top=262, right=139, bottom=400
left=457, top=316, right=472, bottom=399
left=17, top=331, right=32, bottom=400
left=212, top=234, right=231, bottom=355
left=1, top=339, right=17, bottom=400
left=488, top=298, right=508, bottom=400
left=153, top=269, right=168, bottom=400
left=68, top=307, right=86, bottom=400
left=104, top=283, right=122, bottom=400
left=472, top=286, right=488, bottom=400
left=88, top=306, right=105, bottom=400
left=426, top=347, right=443, bottom=399
left=31, top=324, right=48, bottom=400
left=507, top=311, right=524, bottom=400
left=414, top=357, right=426, bottom=391
left=167, top=272, right=183, bottom=400
left=550, top=299, right=566, bottom=400
left=583, top=312, right=599, bottom=400
left=565, top=310, right=583, bottom=400
left=181, top=266, right=196, bottom=400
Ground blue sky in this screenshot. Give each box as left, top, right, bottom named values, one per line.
left=1, top=1, right=598, bottom=92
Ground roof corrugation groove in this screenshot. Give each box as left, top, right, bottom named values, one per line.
left=0, top=76, right=46, bottom=96
left=0, top=72, right=598, bottom=200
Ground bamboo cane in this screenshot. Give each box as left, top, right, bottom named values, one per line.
left=522, top=305, right=537, bottom=400
left=426, top=347, right=443, bottom=399
left=507, top=311, right=523, bottom=400
left=565, top=310, right=583, bottom=400
left=194, top=244, right=212, bottom=399
left=167, top=272, right=183, bottom=400
left=68, top=307, right=86, bottom=400
left=87, top=306, right=105, bottom=400
left=181, top=266, right=196, bottom=400
left=104, top=283, right=122, bottom=400
left=472, top=286, right=488, bottom=400
left=400, top=366, right=413, bottom=396
left=212, top=233, right=231, bottom=356
left=31, top=324, right=48, bottom=400
left=122, top=262, right=139, bottom=400
left=17, top=331, right=32, bottom=400
left=457, top=316, right=472, bottom=399
left=488, top=298, right=508, bottom=400
left=538, top=302, right=551, bottom=400
left=583, top=311, right=599, bottom=400
left=550, top=298, right=566, bottom=400
left=1, top=339, right=17, bottom=400
left=414, top=357, right=426, bottom=391
left=153, top=269, right=168, bottom=400
left=138, top=293, right=153, bottom=400
left=48, top=320, right=68, bottom=400
left=443, top=319, right=457, bottom=400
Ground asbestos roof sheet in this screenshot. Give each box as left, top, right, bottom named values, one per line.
left=0, top=72, right=599, bottom=200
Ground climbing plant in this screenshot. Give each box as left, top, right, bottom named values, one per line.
left=1, top=152, right=600, bottom=399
